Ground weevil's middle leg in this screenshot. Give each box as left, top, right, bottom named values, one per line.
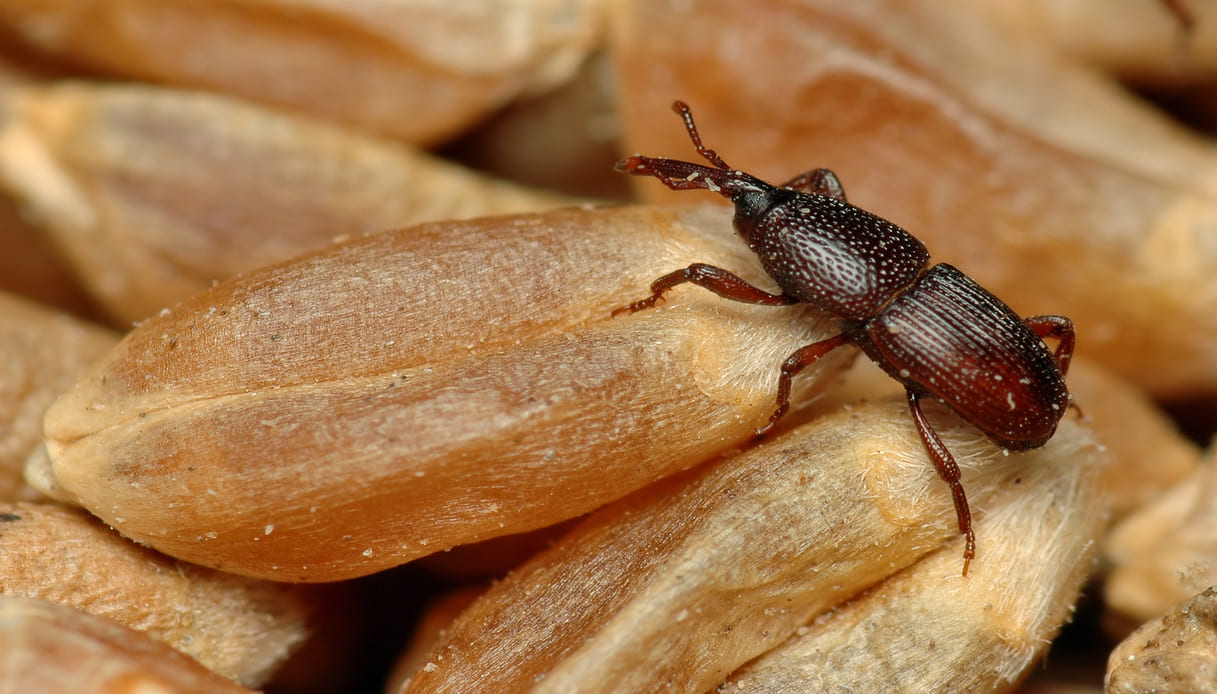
left=755, top=333, right=850, bottom=436
left=907, top=389, right=976, bottom=577
left=611, top=263, right=796, bottom=316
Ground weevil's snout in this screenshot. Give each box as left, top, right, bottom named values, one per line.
left=615, top=155, right=746, bottom=199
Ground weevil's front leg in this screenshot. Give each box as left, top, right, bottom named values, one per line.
left=907, top=389, right=976, bottom=577
left=780, top=168, right=847, bottom=201
left=1024, top=315, right=1075, bottom=376
left=611, top=263, right=797, bottom=316
left=755, top=333, right=849, bottom=436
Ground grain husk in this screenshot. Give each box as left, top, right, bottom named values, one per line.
left=397, top=400, right=1103, bottom=693
left=721, top=414, right=1105, bottom=693
left=386, top=587, right=486, bottom=694
left=0, top=501, right=309, bottom=686
left=1105, top=444, right=1217, bottom=630
left=0, top=595, right=257, bottom=694
left=1106, top=586, right=1217, bottom=693
left=960, top=0, right=1217, bottom=81
left=0, top=291, right=116, bottom=500
left=0, top=196, right=100, bottom=317
left=0, top=0, right=605, bottom=144
left=0, top=82, right=571, bottom=324
left=42, top=205, right=846, bottom=581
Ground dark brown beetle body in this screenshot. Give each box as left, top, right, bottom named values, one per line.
left=614, top=101, right=1075, bottom=575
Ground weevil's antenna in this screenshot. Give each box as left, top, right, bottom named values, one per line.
left=672, top=101, right=731, bottom=170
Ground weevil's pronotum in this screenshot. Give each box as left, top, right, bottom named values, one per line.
left=613, top=101, right=1075, bottom=575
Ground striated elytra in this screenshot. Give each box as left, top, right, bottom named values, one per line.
left=614, top=101, right=1075, bottom=575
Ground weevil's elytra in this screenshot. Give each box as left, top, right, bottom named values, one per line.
left=613, top=101, right=1075, bottom=576
left=850, top=264, right=1071, bottom=449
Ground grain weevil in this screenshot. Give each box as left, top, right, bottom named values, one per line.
left=613, top=101, right=1075, bottom=575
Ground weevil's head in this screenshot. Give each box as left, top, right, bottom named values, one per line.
left=616, top=154, right=778, bottom=246
left=617, top=100, right=779, bottom=231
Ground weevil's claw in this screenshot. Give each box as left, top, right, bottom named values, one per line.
left=753, top=402, right=787, bottom=439
left=1067, top=395, right=1086, bottom=421
left=615, top=156, right=649, bottom=174
left=610, top=295, right=661, bottom=318
left=960, top=530, right=975, bottom=577
left=753, top=420, right=780, bottom=443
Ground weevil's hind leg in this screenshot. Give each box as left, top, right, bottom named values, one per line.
left=780, top=168, right=847, bottom=201
left=755, top=333, right=849, bottom=436
left=611, top=263, right=797, bottom=316
left=1024, top=314, right=1082, bottom=417
left=907, top=389, right=975, bottom=576
left=1024, top=315, right=1075, bottom=376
